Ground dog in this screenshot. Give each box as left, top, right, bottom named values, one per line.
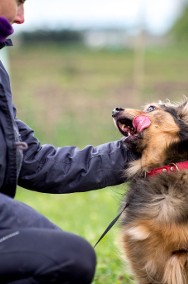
left=112, top=99, right=188, bottom=284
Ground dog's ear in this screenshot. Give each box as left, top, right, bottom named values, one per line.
left=176, top=99, right=188, bottom=125
left=174, top=99, right=188, bottom=144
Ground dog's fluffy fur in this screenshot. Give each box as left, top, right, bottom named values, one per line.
left=113, top=99, right=188, bottom=284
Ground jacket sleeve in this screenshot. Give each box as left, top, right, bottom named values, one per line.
left=17, top=119, right=135, bottom=194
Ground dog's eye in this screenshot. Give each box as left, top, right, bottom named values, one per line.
left=146, top=105, right=156, bottom=112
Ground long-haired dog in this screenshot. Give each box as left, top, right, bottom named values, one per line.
left=112, top=99, right=188, bottom=284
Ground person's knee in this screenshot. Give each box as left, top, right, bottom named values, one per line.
left=46, top=232, right=96, bottom=284
left=69, top=238, right=96, bottom=284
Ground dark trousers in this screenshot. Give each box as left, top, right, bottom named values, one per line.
left=0, top=193, right=96, bottom=284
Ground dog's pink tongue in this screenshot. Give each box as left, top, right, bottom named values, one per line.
left=133, top=115, right=151, bottom=132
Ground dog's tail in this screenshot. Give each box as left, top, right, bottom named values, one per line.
left=163, top=252, right=188, bottom=284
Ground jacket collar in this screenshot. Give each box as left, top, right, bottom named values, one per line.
left=0, top=38, right=13, bottom=49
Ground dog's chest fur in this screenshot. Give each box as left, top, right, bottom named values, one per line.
left=120, top=171, right=188, bottom=283
left=122, top=171, right=188, bottom=226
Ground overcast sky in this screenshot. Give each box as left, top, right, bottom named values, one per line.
left=14, top=0, right=183, bottom=35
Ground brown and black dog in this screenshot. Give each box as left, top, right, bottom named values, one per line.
left=112, top=99, right=188, bottom=284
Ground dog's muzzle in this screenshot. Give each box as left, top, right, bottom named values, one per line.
left=112, top=107, right=124, bottom=118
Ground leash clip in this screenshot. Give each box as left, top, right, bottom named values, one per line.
left=169, top=163, right=179, bottom=172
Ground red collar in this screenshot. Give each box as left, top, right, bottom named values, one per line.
left=146, top=161, right=188, bottom=177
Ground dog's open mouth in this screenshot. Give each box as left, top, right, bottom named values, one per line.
left=116, top=115, right=151, bottom=137
left=117, top=118, right=136, bottom=137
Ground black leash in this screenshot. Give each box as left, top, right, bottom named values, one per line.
left=94, top=202, right=129, bottom=248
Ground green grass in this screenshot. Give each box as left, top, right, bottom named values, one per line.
left=8, top=42, right=188, bottom=283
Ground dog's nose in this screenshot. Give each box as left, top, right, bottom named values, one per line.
left=112, top=107, right=124, bottom=118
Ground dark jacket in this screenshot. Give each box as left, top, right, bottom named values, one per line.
left=0, top=48, right=136, bottom=198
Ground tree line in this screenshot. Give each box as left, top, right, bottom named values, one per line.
left=20, top=29, right=84, bottom=45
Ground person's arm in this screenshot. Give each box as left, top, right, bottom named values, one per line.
left=17, top=119, right=136, bottom=194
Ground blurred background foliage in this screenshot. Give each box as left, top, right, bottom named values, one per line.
left=170, top=2, right=188, bottom=42
left=2, top=2, right=188, bottom=283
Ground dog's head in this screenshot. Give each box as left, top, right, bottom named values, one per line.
left=112, top=99, right=188, bottom=177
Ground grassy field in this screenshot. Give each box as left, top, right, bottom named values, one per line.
left=8, top=42, right=188, bottom=283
